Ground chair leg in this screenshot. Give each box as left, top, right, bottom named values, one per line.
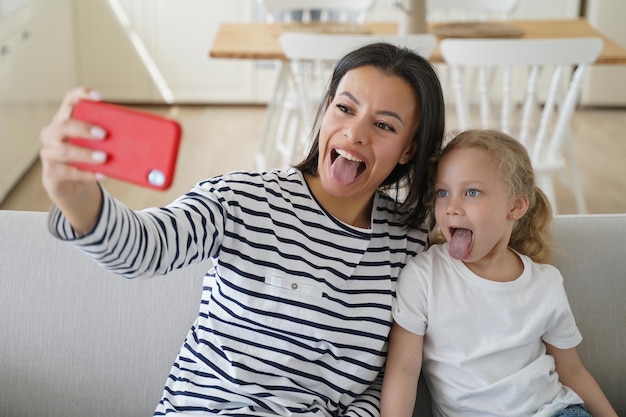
left=538, top=175, right=559, bottom=215
left=256, top=63, right=291, bottom=171
left=565, top=132, right=588, bottom=214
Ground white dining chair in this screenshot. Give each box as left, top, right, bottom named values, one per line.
left=255, top=0, right=374, bottom=171
left=401, top=0, right=522, bottom=109
left=256, top=32, right=437, bottom=171
left=440, top=37, right=604, bottom=214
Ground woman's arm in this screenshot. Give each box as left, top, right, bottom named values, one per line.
left=546, top=344, right=618, bottom=417
left=40, top=87, right=107, bottom=234
left=380, top=322, right=424, bottom=417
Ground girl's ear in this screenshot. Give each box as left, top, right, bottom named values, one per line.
left=509, top=195, right=530, bottom=221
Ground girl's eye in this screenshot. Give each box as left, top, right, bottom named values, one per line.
left=436, top=189, right=448, bottom=198
left=466, top=189, right=480, bottom=197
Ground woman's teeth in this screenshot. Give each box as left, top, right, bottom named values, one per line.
left=336, top=149, right=362, bottom=162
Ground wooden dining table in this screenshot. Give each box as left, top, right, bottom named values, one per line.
left=210, top=18, right=626, bottom=65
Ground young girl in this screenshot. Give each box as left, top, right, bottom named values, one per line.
left=381, top=129, right=617, bottom=417
left=39, top=42, right=445, bottom=416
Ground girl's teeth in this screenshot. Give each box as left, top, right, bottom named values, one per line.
left=336, top=149, right=362, bottom=162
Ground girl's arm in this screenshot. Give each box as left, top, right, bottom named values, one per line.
left=380, top=322, right=424, bottom=417
left=546, top=344, right=618, bottom=417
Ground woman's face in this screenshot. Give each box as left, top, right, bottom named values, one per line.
left=316, top=65, right=419, bottom=201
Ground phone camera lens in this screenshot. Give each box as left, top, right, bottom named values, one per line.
left=148, top=169, right=166, bottom=187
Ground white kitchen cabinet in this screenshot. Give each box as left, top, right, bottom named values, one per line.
left=0, top=5, right=34, bottom=201
left=73, top=0, right=582, bottom=105
left=74, top=0, right=257, bottom=103
left=580, top=0, right=626, bottom=106
left=73, top=0, right=160, bottom=102
left=150, top=0, right=255, bottom=103
left=366, top=0, right=581, bottom=21
left=510, top=0, right=580, bottom=19
left=1, top=0, right=76, bottom=202
left=0, top=0, right=31, bottom=18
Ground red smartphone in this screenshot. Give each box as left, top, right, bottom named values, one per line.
left=69, top=100, right=182, bottom=190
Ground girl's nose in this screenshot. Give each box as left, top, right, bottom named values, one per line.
left=446, top=196, right=464, bottom=215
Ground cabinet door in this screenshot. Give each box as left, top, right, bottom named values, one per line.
left=149, top=0, right=255, bottom=103
left=74, top=0, right=162, bottom=102
left=366, top=0, right=581, bottom=21
left=0, top=3, right=46, bottom=201
left=580, top=0, right=626, bottom=106
left=76, top=0, right=256, bottom=103
left=513, top=0, right=580, bottom=18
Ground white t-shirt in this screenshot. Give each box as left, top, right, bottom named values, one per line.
left=393, top=243, right=584, bottom=417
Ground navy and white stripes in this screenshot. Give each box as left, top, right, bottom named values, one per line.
left=50, top=169, right=427, bottom=416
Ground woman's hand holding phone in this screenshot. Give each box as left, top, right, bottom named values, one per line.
left=68, top=99, right=181, bottom=191
left=40, top=87, right=182, bottom=234
left=40, top=87, right=108, bottom=234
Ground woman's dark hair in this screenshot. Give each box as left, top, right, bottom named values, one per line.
left=294, top=42, right=445, bottom=228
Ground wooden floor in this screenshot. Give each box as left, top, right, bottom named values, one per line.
left=2, top=103, right=626, bottom=215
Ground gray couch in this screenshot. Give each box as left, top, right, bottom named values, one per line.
left=1, top=210, right=624, bottom=417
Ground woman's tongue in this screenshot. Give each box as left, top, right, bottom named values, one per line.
left=449, top=228, right=472, bottom=260
left=331, top=153, right=363, bottom=185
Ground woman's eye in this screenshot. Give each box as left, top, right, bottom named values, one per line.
left=466, top=189, right=480, bottom=197
left=336, top=104, right=351, bottom=114
left=375, top=121, right=395, bottom=132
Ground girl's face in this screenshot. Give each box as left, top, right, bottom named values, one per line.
left=316, top=65, right=419, bottom=202
left=434, top=146, right=522, bottom=264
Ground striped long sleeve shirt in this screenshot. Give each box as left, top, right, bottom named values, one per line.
left=49, top=169, right=427, bottom=416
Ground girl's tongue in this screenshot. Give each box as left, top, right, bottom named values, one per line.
left=330, top=151, right=364, bottom=185
left=449, top=228, right=473, bottom=260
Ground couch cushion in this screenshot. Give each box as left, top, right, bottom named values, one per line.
left=0, top=210, right=208, bottom=417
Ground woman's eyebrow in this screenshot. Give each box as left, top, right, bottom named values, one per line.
left=338, top=91, right=405, bottom=126
left=378, top=110, right=404, bottom=126
left=339, top=91, right=360, bottom=105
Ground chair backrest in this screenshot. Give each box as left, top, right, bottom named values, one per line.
left=260, top=0, right=373, bottom=23
left=279, top=32, right=437, bottom=62
left=254, top=0, right=374, bottom=171
left=440, top=37, right=603, bottom=213
left=426, top=0, right=519, bottom=21
left=280, top=32, right=437, bottom=125
left=271, top=32, right=437, bottom=169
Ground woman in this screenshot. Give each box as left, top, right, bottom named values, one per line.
left=40, top=42, right=445, bottom=416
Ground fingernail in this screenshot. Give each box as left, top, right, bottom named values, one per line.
left=95, top=173, right=107, bottom=181
left=91, top=151, right=107, bottom=163
left=89, top=90, right=102, bottom=100
left=90, top=126, right=106, bottom=140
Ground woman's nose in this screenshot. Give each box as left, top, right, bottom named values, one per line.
left=345, top=118, right=369, bottom=145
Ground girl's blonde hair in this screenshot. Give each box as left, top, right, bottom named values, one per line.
left=428, top=129, right=554, bottom=263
